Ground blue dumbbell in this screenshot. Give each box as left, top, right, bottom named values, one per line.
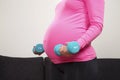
left=32, top=44, right=44, bottom=55
left=54, top=41, right=80, bottom=56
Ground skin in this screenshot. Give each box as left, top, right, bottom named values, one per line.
left=33, top=46, right=44, bottom=56
left=59, top=42, right=72, bottom=57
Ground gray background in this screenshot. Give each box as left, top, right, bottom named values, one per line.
left=0, top=0, right=120, bottom=58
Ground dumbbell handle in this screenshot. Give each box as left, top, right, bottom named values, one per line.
left=32, top=44, right=44, bottom=55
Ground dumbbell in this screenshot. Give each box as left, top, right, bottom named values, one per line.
left=32, top=44, right=44, bottom=55
left=54, top=41, right=80, bottom=56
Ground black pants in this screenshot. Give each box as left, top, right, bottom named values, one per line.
left=50, top=57, right=99, bottom=80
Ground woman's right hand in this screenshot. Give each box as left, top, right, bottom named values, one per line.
left=33, top=46, right=44, bottom=56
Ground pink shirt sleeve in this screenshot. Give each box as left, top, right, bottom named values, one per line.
left=77, top=0, right=105, bottom=49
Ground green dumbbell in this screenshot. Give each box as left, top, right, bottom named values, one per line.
left=32, top=44, right=44, bottom=55
left=54, top=41, right=80, bottom=56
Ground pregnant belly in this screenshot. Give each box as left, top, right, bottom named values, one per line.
left=43, top=21, right=87, bottom=58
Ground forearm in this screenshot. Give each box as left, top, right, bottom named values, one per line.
left=76, top=0, right=105, bottom=49
left=77, top=22, right=103, bottom=49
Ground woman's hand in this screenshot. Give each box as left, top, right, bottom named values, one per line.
left=59, top=45, right=72, bottom=57
left=33, top=46, right=44, bottom=56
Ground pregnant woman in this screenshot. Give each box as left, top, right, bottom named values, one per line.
left=43, top=0, right=105, bottom=80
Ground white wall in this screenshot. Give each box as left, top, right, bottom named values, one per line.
left=0, top=0, right=120, bottom=58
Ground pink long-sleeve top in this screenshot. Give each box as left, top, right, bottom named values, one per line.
left=43, top=0, right=105, bottom=64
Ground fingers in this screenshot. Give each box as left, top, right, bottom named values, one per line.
left=33, top=46, right=44, bottom=56
left=60, top=45, right=72, bottom=57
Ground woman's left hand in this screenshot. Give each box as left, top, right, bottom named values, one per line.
left=59, top=45, right=72, bottom=57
